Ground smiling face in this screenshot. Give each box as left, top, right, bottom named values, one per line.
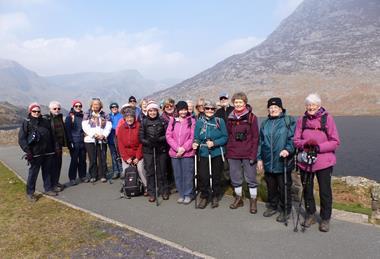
left=30, top=109, right=41, bottom=118
left=178, top=109, right=188, bottom=118
left=148, top=109, right=158, bottom=119
left=73, top=103, right=82, bottom=112
left=204, top=106, right=216, bottom=118
left=306, top=103, right=320, bottom=116
left=219, top=97, right=229, bottom=107
left=268, top=105, right=282, bottom=117
left=91, top=100, right=101, bottom=112
left=50, top=105, right=61, bottom=116
left=233, top=99, right=246, bottom=112
left=164, top=104, right=175, bottom=114
left=124, top=115, right=135, bottom=125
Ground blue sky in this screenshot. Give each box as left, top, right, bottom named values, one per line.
left=0, top=0, right=303, bottom=80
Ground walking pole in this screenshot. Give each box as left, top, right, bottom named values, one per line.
left=194, top=151, right=198, bottom=209
left=153, top=147, right=159, bottom=207
left=283, top=157, right=289, bottom=227
left=294, top=166, right=308, bottom=232
left=208, top=150, right=213, bottom=202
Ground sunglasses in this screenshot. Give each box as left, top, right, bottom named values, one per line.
left=53, top=107, right=61, bottom=110
left=164, top=105, right=173, bottom=108
left=111, top=106, right=118, bottom=109
left=205, top=107, right=216, bottom=111
left=31, top=110, right=41, bottom=113
left=129, top=100, right=137, bottom=103
left=74, top=105, right=82, bottom=108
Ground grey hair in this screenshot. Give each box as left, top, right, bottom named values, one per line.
left=49, top=100, right=61, bottom=109
left=305, top=93, right=321, bottom=106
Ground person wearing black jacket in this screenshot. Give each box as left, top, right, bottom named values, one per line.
left=215, top=93, right=234, bottom=123
left=139, top=101, right=170, bottom=202
left=65, top=100, right=87, bottom=185
left=18, top=103, right=57, bottom=201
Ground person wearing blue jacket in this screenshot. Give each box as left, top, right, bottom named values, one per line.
left=257, top=97, right=296, bottom=223
left=193, top=100, right=228, bottom=209
left=108, top=102, right=123, bottom=179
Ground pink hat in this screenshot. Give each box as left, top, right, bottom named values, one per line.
left=72, top=99, right=82, bottom=107
left=146, top=101, right=160, bottom=111
left=28, top=102, right=40, bottom=113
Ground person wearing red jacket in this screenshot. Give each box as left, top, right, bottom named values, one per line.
left=117, top=107, right=147, bottom=194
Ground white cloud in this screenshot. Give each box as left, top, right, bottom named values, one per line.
left=215, top=36, right=264, bottom=59
left=0, top=12, right=30, bottom=34
left=0, top=29, right=187, bottom=79
left=274, top=0, right=303, bottom=20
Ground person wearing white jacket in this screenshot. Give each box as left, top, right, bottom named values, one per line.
left=82, top=98, right=112, bottom=183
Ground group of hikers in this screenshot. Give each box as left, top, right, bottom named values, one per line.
left=18, top=92, right=340, bottom=233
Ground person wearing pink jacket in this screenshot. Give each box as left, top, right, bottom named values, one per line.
left=166, top=101, right=196, bottom=205
left=293, top=93, right=340, bottom=233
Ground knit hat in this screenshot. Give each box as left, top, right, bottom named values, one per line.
left=109, top=102, right=119, bottom=109
left=267, top=97, right=283, bottom=109
left=72, top=99, right=82, bottom=107
left=28, top=102, right=41, bottom=113
left=129, top=96, right=137, bottom=103
left=176, top=101, right=188, bottom=111
left=146, top=101, right=160, bottom=111
left=123, top=107, right=135, bottom=118
left=204, top=100, right=216, bottom=109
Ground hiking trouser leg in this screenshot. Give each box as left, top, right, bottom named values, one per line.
left=51, top=147, right=62, bottom=186
left=242, top=159, right=258, bottom=188
left=68, top=144, right=79, bottom=180
left=277, top=172, right=292, bottom=213
left=301, top=170, right=316, bottom=215
left=182, top=157, right=195, bottom=198
left=85, top=143, right=97, bottom=179
left=228, top=159, right=243, bottom=188
left=143, top=153, right=156, bottom=197
left=41, top=155, right=54, bottom=192
left=157, top=153, right=168, bottom=195
left=211, top=156, right=223, bottom=198
left=316, top=167, right=333, bottom=220
left=109, top=143, right=122, bottom=173
left=198, top=156, right=210, bottom=199
left=26, top=158, right=42, bottom=195
left=171, top=158, right=184, bottom=197
left=78, top=143, right=87, bottom=179
left=265, top=172, right=280, bottom=210
left=137, top=159, right=147, bottom=188
left=97, top=143, right=107, bottom=179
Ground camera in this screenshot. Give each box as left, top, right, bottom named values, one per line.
left=297, top=150, right=317, bottom=165
left=235, top=132, right=247, bottom=141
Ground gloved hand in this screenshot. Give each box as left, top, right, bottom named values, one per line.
left=26, top=152, right=33, bottom=162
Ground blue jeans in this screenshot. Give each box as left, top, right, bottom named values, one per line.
left=108, top=143, right=122, bottom=173
left=171, top=157, right=194, bottom=198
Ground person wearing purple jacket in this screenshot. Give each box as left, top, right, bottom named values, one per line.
left=166, top=101, right=196, bottom=205
left=226, top=92, right=259, bottom=214
left=293, top=93, right=340, bottom=232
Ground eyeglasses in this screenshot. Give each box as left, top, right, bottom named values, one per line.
left=31, top=110, right=41, bottom=113
left=74, top=105, right=82, bottom=108
left=164, top=105, right=173, bottom=109
left=53, top=107, right=61, bottom=110
left=205, top=107, right=216, bottom=111
left=219, top=97, right=228, bottom=101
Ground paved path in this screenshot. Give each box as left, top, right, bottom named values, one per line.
left=1, top=146, right=379, bottom=259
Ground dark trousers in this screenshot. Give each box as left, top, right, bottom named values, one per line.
left=144, top=151, right=168, bottom=197
left=198, top=155, right=223, bottom=199
left=51, top=147, right=62, bottom=187
left=301, top=166, right=333, bottom=220
left=26, top=155, right=54, bottom=194
left=108, top=143, right=122, bottom=173
left=85, top=143, right=108, bottom=179
left=265, top=172, right=292, bottom=213
left=68, top=142, right=87, bottom=180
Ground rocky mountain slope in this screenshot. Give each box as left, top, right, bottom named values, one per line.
left=151, top=0, right=380, bottom=116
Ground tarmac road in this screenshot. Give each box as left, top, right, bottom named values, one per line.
left=1, top=146, right=379, bottom=259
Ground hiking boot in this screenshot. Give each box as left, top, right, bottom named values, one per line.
left=198, top=198, right=208, bottom=209
left=101, top=177, right=107, bottom=183
left=90, top=178, right=96, bottom=183
left=319, top=220, right=330, bottom=232
left=148, top=196, right=156, bottom=203
left=211, top=197, right=219, bottom=208
left=143, top=187, right=148, bottom=197
left=263, top=208, right=277, bottom=217
left=44, top=190, right=58, bottom=196
left=276, top=212, right=290, bottom=223
left=177, top=197, right=184, bottom=204
left=183, top=196, right=192, bottom=205
left=229, top=195, right=244, bottom=209
left=26, top=194, right=37, bottom=202
left=162, top=193, right=169, bottom=200
left=81, top=177, right=89, bottom=183
left=249, top=198, right=257, bottom=214
left=53, top=185, right=63, bottom=192
left=70, top=180, right=77, bottom=186
left=302, top=214, right=316, bottom=228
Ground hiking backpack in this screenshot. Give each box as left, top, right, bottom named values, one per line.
left=120, top=165, right=143, bottom=198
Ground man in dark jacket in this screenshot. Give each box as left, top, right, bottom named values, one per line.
left=19, top=103, right=57, bottom=201
left=46, top=101, right=68, bottom=192
left=65, top=100, right=87, bottom=185
left=215, top=93, right=234, bottom=123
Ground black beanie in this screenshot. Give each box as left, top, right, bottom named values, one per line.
left=129, top=96, right=137, bottom=102
left=267, top=97, right=283, bottom=109
left=176, top=101, right=188, bottom=111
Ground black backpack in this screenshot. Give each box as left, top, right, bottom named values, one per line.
left=120, top=166, right=143, bottom=198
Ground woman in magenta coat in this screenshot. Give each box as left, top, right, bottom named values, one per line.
left=293, top=93, right=340, bottom=233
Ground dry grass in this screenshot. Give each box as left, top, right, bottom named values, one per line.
left=0, top=162, right=110, bottom=258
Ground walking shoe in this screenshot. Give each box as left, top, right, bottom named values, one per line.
left=143, top=187, right=148, bottom=197
left=183, top=196, right=192, bottom=205
left=177, top=197, right=184, bottom=204
left=319, top=220, right=330, bottom=232
left=70, top=180, right=77, bottom=186
left=101, top=178, right=107, bottom=183
left=276, top=212, right=290, bottom=223
left=162, top=193, right=169, bottom=200
left=198, top=198, right=208, bottom=209
left=90, top=178, right=96, bottom=183
left=211, top=197, right=219, bottom=208
left=263, top=208, right=277, bottom=217
left=57, top=183, right=65, bottom=189
left=148, top=196, right=156, bottom=203
left=229, top=195, right=244, bottom=209
left=81, top=177, right=89, bottom=183
left=53, top=185, right=64, bottom=192
left=44, top=190, right=58, bottom=196
left=302, top=214, right=316, bottom=228
left=26, top=194, right=37, bottom=202
left=249, top=198, right=257, bottom=214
